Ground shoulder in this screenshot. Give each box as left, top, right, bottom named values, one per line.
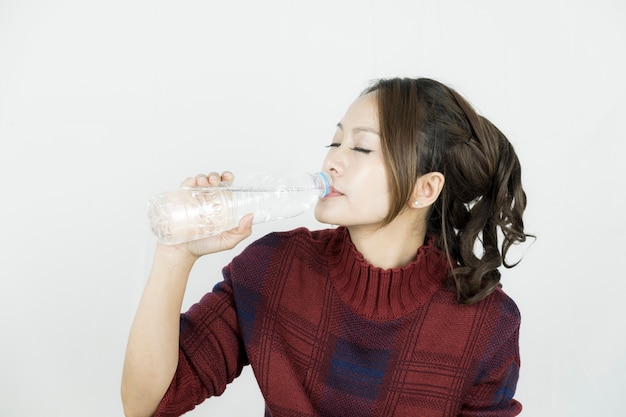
left=430, top=286, right=521, bottom=332
left=435, top=285, right=520, bottom=320
left=433, top=286, right=521, bottom=337
left=223, top=227, right=340, bottom=299
left=486, top=287, right=521, bottom=324
left=473, top=287, right=521, bottom=346
left=263, top=226, right=340, bottom=243
left=228, top=227, right=339, bottom=271
left=241, top=226, right=339, bottom=254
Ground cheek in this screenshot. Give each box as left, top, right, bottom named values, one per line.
left=368, top=166, right=390, bottom=196
left=360, top=171, right=391, bottom=209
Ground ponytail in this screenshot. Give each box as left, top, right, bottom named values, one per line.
left=367, top=78, right=533, bottom=304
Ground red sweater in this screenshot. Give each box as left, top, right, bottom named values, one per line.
left=155, top=227, right=522, bottom=416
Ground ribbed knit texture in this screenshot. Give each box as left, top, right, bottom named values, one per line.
left=327, top=230, right=449, bottom=320
left=155, top=227, right=522, bottom=417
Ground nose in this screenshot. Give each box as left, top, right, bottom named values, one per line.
left=323, top=149, right=344, bottom=177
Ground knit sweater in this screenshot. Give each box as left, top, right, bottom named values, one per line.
left=155, top=227, right=522, bottom=417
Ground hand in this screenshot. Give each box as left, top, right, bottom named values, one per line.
left=159, top=171, right=254, bottom=259
left=180, top=170, right=235, bottom=189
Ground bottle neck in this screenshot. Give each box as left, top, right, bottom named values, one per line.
left=314, top=172, right=332, bottom=197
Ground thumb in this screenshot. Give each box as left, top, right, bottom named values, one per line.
left=186, top=214, right=254, bottom=257
left=220, top=213, right=254, bottom=250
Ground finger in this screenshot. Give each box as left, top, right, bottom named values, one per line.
left=236, top=213, right=254, bottom=234
left=195, top=173, right=214, bottom=187
left=220, top=213, right=254, bottom=250
left=220, top=171, right=235, bottom=186
left=206, top=172, right=221, bottom=186
left=187, top=213, right=254, bottom=256
left=180, top=176, right=197, bottom=187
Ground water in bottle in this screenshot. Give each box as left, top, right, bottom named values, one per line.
left=148, top=171, right=332, bottom=245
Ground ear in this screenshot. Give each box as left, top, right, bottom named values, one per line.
left=410, top=172, right=445, bottom=209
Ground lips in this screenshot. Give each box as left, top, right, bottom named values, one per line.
left=326, top=186, right=344, bottom=197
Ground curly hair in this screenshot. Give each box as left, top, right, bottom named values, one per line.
left=364, top=78, right=532, bottom=304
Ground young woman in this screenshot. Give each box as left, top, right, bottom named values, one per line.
left=122, top=77, right=531, bottom=417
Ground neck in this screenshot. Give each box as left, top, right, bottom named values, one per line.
left=347, top=212, right=427, bottom=269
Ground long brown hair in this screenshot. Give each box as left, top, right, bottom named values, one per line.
left=364, top=78, right=532, bottom=304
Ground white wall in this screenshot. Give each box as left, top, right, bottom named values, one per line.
left=1, top=1, right=624, bottom=416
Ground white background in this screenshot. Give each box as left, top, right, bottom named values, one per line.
left=1, top=1, right=625, bottom=416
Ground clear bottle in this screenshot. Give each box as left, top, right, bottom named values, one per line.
left=148, top=171, right=332, bottom=245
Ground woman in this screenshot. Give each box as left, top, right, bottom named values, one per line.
left=122, top=77, right=531, bottom=417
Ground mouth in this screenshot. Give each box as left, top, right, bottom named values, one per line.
left=325, top=186, right=344, bottom=197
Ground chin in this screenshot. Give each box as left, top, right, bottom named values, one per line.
left=314, top=205, right=338, bottom=226
left=313, top=211, right=331, bottom=225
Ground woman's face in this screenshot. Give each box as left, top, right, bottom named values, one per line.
left=314, top=93, right=391, bottom=230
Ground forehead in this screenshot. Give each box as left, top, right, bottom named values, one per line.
left=340, top=92, right=379, bottom=128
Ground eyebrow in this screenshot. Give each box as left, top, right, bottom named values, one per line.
left=336, top=122, right=380, bottom=136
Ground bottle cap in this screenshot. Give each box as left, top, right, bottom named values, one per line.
left=316, top=172, right=332, bottom=197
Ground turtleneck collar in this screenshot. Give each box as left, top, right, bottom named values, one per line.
left=326, top=227, right=450, bottom=321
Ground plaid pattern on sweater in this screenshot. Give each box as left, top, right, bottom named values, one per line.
left=155, top=227, right=522, bottom=417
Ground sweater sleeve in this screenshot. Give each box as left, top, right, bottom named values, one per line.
left=459, top=291, right=523, bottom=417
left=153, top=274, right=248, bottom=417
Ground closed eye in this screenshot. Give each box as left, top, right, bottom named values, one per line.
left=350, top=147, right=372, bottom=154
left=325, top=143, right=372, bottom=154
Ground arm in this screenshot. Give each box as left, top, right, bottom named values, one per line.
left=121, top=172, right=253, bottom=417
left=460, top=292, right=523, bottom=417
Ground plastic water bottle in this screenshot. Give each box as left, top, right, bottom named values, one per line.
left=148, top=171, right=332, bottom=245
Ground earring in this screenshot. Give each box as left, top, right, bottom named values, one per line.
left=413, top=200, right=420, bottom=207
